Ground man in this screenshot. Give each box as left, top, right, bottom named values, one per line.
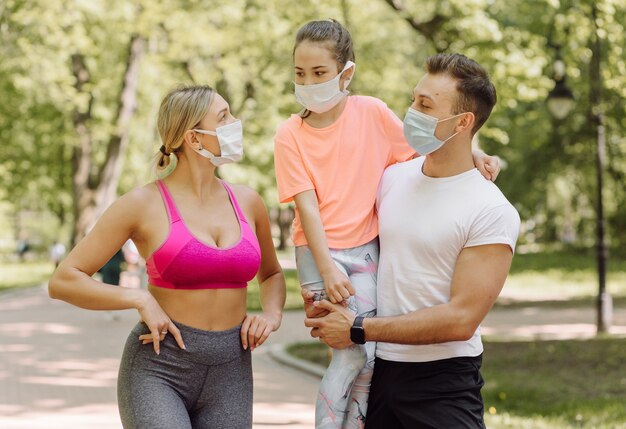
left=304, top=53, right=520, bottom=428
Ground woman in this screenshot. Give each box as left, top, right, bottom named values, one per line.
left=49, top=84, right=286, bottom=429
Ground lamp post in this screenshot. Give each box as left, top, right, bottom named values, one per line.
left=546, top=3, right=611, bottom=334
left=546, top=47, right=575, bottom=120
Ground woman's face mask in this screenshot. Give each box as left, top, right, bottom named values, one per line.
left=193, top=119, right=243, bottom=166
left=403, top=108, right=466, bottom=155
left=294, top=61, right=355, bottom=113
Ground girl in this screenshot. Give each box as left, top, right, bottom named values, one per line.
left=273, top=20, right=499, bottom=429
left=49, top=84, right=286, bottom=429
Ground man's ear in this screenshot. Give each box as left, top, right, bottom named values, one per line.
left=457, top=112, right=475, bottom=133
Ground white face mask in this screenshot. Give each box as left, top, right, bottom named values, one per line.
left=193, top=119, right=244, bottom=166
left=294, top=61, right=355, bottom=113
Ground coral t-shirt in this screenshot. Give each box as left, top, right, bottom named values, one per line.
left=274, top=95, right=415, bottom=248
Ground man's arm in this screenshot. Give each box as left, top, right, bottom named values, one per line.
left=305, top=243, right=513, bottom=348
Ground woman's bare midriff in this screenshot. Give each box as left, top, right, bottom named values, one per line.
left=148, top=285, right=248, bottom=331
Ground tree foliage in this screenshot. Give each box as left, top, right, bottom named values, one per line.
left=0, top=0, right=624, bottom=250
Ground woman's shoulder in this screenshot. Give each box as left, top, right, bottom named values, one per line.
left=224, top=182, right=266, bottom=216
left=114, top=182, right=162, bottom=213
left=226, top=182, right=262, bottom=203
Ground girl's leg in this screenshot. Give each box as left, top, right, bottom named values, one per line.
left=332, top=239, right=379, bottom=429
left=295, top=244, right=376, bottom=429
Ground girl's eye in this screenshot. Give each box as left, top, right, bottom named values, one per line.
left=295, top=72, right=304, bottom=77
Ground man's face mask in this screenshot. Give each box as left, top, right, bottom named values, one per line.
left=294, top=61, right=355, bottom=114
left=403, top=108, right=466, bottom=155
left=193, top=119, right=244, bottom=166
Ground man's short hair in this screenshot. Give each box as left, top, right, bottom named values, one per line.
left=426, top=53, right=497, bottom=135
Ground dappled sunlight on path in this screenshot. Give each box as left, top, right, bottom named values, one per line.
left=2, top=285, right=625, bottom=428
left=0, top=286, right=318, bottom=428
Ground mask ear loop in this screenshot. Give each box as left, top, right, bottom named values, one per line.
left=438, top=113, right=471, bottom=144
left=339, top=61, right=355, bottom=92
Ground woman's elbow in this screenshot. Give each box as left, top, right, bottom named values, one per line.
left=48, top=271, right=62, bottom=300
left=48, top=267, right=73, bottom=301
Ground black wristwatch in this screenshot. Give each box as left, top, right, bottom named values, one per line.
left=350, top=316, right=366, bottom=344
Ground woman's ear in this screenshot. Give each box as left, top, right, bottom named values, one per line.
left=183, top=130, right=201, bottom=151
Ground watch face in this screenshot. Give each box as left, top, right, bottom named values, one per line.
left=350, top=317, right=366, bottom=344
left=351, top=327, right=365, bottom=344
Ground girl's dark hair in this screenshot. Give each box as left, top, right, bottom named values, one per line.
left=293, top=19, right=355, bottom=72
left=293, top=19, right=355, bottom=119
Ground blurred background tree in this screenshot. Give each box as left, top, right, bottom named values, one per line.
left=0, top=0, right=624, bottom=257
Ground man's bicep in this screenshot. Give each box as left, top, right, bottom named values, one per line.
left=449, top=244, right=514, bottom=326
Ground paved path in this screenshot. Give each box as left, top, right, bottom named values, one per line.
left=1, top=285, right=625, bottom=428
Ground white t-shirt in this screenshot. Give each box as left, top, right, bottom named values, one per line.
left=375, top=156, right=520, bottom=362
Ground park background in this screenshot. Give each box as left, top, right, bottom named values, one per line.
left=0, top=0, right=625, bottom=428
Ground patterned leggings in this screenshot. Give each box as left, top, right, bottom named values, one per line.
left=296, top=237, right=379, bottom=429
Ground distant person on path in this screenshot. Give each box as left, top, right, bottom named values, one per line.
left=274, top=19, right=501, bottom=429
left=305, top=53, right=520, bottom=428
left=16, top=238, right=29, bottom=262
left=49, top=241, right=66, bottom=268
left=49, top=84, right=286, bottom=429
left=98, top=248, right=125, bottom=286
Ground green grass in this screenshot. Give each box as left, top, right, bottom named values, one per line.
left=246, top=248, right=626, bottom=312
left=482, top=339, right=626, bottom=429
left=247, top=268, right=302, bottom=312
left=287, top=338, right=626, bottom=429
left=0, top=261, right=54, bottom=292
left=3, top=248, right=625, bottom=313
left=496, top=248, right=626, bottom=301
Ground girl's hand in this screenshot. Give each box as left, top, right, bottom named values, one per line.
left=472, top=150, right=501, bottom=182
left=322, top=266, right=354, bottom=304
left=136, top=292, right=186, bottom=354
left=240, top=312, right=281, bottom=351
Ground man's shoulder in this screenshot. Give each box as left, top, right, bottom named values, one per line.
left=382, top=157, right=422, bottom=182
left=470, top=176, right=517, bottom=209
left=378, top=158, right=423, bottom=205
left=462, top=178, right=521, bottom=231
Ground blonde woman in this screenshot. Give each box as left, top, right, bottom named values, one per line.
left=49, top=85, right=286, bottom=428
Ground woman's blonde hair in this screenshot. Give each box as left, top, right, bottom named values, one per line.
left=155, top=85, right=215, bottom=177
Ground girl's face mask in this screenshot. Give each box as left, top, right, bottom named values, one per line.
left=294, top=61, right=355, bottom=113
left=403, top=108, right=466, bottom=155
left=193, top=119, right=244, bottom=166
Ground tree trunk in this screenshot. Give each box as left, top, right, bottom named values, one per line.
left=277, top=206, right=294, bottom=251
left=70, top=35, right=144, bottom=245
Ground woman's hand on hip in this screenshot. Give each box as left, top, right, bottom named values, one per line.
left=136, top=291, right=186, bottom=354
left=240, top=312, right=281, bottom=351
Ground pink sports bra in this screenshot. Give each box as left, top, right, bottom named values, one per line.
left=146, top=180, right=261, bottom=290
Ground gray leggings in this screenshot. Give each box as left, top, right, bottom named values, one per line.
left=117, top=321, right=252, bottom=429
